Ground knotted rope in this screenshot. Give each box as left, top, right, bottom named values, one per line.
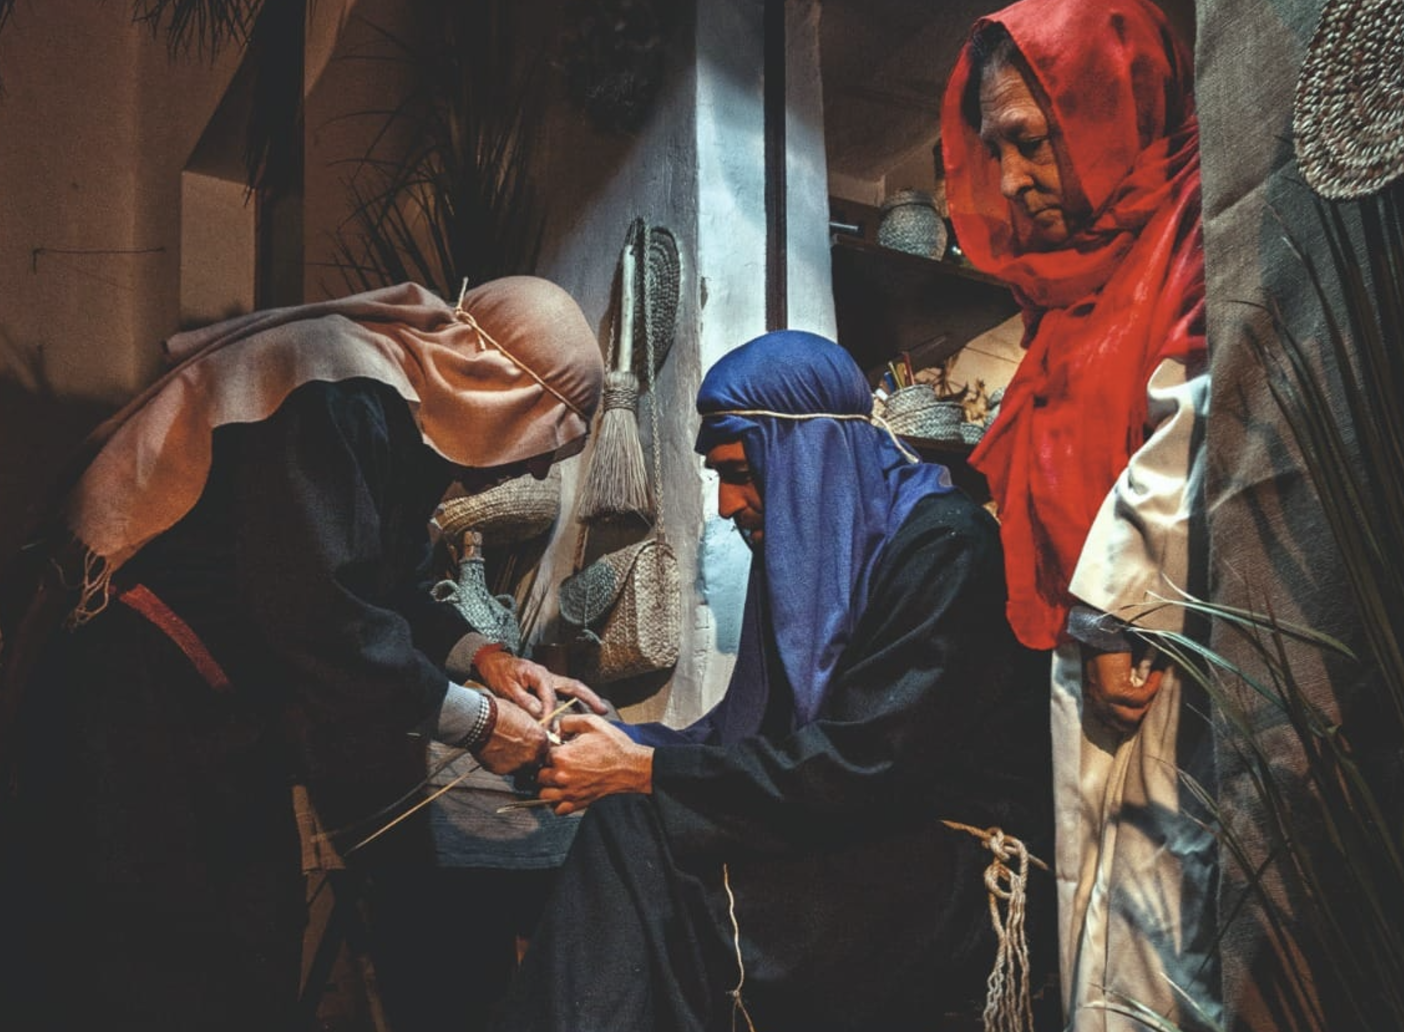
left=942, top=820, right=1048, bottom=1032
left=720, top=819, right=1046, bottom=1032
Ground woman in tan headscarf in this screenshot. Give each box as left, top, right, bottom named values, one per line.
left=1, top=277, right=604, bottom=1032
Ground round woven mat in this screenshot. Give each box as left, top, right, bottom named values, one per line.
left=1293, top=0, right=1404, bottom=199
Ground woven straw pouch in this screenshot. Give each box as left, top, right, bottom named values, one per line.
left=559, top=538, right=680, bottom=683
left=438, top=466, right=562, bottom=547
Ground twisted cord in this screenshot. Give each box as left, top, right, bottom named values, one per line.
left=702, top=407, right=921, bottom=464
left=643, top=245, right=667, bottom=539
left=601, top=377, right=640, bottom=413
left=452, top=278, right=586, bottom=418
left=942, top=820, right=1047, bottom=1032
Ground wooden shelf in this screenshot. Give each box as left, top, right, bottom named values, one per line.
left=830, top=236, right=1019, bottom=384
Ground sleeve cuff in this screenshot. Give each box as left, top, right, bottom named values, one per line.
left=435, top=682, right=498, bottom=750
left=445, top=632, right=503, bottom=682
left=1065, top=604, right=1136, bottom=653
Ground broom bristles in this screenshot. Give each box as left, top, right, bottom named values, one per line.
left=577, top=369, right=652, bottom=523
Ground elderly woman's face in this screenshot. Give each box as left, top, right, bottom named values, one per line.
left=978, top=63, right=1071, bottom=249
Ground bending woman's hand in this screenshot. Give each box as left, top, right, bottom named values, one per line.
left=474, top=698, right=550, bottom=774
left=536, top=714, right=653, bottom=815
left=1082, top=648, right=1164, bottom=735
left=475, top=650, right=607, bottom=721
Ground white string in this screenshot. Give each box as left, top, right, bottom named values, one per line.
left=703, top=407, right=922, bottom=464
left=722, top=863, right=759, bottom=1032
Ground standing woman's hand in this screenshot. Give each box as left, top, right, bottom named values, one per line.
left=1082, top=648, right=1164, bottom=734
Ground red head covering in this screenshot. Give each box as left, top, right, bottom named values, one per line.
left=941, top=0, right=1205, bottom=650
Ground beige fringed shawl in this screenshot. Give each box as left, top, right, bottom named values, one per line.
left=61, top=277, right=604, bottom=622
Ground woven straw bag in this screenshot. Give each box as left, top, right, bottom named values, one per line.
left=559, top=538, right=680, bottom=683
left=437, top=465, right=562, bottom=547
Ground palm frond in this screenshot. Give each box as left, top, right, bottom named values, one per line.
left=326, top=2, right=547, bottom=298
left=130, top=0, right=262, bottom=58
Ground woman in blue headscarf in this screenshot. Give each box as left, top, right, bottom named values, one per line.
left=494, top=331, right=1055, bottom=1032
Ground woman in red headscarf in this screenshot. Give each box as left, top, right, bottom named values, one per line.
left=942, top=0, right=1217, bottom=1028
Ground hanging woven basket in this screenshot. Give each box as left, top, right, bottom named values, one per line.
left=437, top=465, right=562, bottom=547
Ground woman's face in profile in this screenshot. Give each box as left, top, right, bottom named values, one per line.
left=978, top=62, right=1073, bottom=249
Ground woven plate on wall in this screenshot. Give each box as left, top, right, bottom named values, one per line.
left=1293, top=0, right=1404, bottom=199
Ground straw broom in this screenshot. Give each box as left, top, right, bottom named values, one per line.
left=577, top=218, right=653, bottom=523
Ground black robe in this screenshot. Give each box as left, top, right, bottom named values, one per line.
left=2, top=379, right=473, bottom=1031
left=491, top=491, right=1056, bottom=1032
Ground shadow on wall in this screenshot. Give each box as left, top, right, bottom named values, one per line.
left=0, top=377, right=114, bottom=555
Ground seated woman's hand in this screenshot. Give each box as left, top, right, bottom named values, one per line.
left=536, top=714, right=653, bottom=815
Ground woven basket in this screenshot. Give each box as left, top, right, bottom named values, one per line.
left=958, top=421, right=986, bottom=446
left=878, top=189, right=948, bottom=258
left=437, top=465, right=562, bottom=546
left=881, top=385, right=965, bottom=441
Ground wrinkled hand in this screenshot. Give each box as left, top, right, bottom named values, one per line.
left=1083, top=648, right=1164, bottom=735
left=536, top=715, right=653, bottom=815
left=475, top=650, right=607, bottom=721
left=473, top=697, right=550, bottom=774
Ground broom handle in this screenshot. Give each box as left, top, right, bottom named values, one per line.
left=617, top=221, right=639, bottom=373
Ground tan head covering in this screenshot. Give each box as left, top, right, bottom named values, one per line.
left=62, top=277, right=603, bottom=619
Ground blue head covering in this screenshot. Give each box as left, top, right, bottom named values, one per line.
left=692, top=330, right=954, bottom=740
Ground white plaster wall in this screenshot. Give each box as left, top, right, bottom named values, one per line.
left=0, top=0, right=243, bottom=403
left=785, top=0, right=838, bottom=339
left=521, top=0, right=836, bottom=726
left=687, top=0, right=770, bottom=721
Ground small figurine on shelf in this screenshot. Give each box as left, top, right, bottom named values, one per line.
left=961, top=379, right=991, bottom=425
left=914, top=355, right=967, bottom=402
